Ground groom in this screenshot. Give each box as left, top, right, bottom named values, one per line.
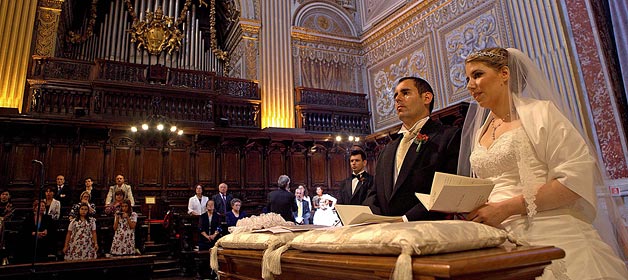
left=364, top=77, right=461, bottom=221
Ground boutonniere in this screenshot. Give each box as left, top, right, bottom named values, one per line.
left=413, top=133, right=429, bottom=152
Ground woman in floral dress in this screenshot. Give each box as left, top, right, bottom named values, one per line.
left=63, top=203, right=98, bottom=260
left=109, top=199, right=137, bottom=256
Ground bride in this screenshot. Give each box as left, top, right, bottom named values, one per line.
left=459, top=47, right=628, bottom=279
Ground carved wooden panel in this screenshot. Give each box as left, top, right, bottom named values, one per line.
left=111, top=144, right=134, bottom=183
left=290, top=151, right=307, bottom=187
left=310, top=149, right=327, bottom=187
left=244, top=148, right=264, bottom=186
left=78, top=145, right=104, bottom=185
left=9, top=144, right=38, bottom=185
left=329, top=149, right=348, bottom=191
left=140, top=148, right=162, bottom=186
left=46, top=145, right=72, bottom=183
left=221, top=144, right=241, bottom=186
left=267, top=143, right=286, bottom=186
left=169, top=149, right=189, bottom=186
left=197, top=149, right=216, bottom=186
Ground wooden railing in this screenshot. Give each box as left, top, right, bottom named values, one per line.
left=25, top=57, right=260, bottom=129
left=295, top=87, right=370, bottom=135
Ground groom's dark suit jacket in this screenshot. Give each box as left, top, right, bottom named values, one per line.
left=338, top=172, right=373, bottom=205
left=364, top=118, right=461, bottom=221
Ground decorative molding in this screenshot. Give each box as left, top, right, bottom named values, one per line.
left=34, top=6, right=62, bottom=56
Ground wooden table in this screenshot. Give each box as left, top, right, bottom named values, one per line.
left=217, top=245, right=564, bottom=279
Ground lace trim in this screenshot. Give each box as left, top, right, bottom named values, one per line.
left=514, top=130, right=538, bottom=224
left=546, top=259, right=571, bottom=280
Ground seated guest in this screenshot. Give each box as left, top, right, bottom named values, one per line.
left=199, top=200, right=222, bottom=251
left=69, top=191, right=96, bottom=221
left=16, top=200, right=52, bottom=264
left=110, top=199, right=137, bottom=256
left=63, top=203, right=98, bottom=260
left=188, top=184, right=209, bottom=216
left=104, top=189, right=125, bottom=216
left=225, top=198, right=246, bottom=228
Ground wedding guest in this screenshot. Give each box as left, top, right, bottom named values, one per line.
left=293, top=188, right=311, bottom=225
left=267, top=175, right=297, bottom=223
left=199, top=200, right=222, bottom=251
left=188, top=184, right=209, bottom=216
left=460, top=47, right=628, bottom=279
left=0, top=189, right=13, bottom=220
left=43, top=186, right=61, bottom=220
left=212, top=183, right=232, bottom=216
left=54, top=175, right=72, bottom=211
left=63, top=203, right=98, bottom=260
left=338, top=149, right=373, bottom=205
left=104, top=189, right=125, bottom=216
left=105, top=175, right=135, bottom=206
left=312, top=191, right=339, bottom=226
left=16, top=200, right=52, bottom=263
left=69, top=191, right=96, bottom=221
left=0, top=189, right=12, bottom=264
left=79, top=177, right=100, bottom=203
left=296, top=185, right=312, bottom=211
left=109, top=199, right=137, bottom=256
left=225, top=198, right=246, bottom=228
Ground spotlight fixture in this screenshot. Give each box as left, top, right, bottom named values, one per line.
left=130, top=114, right=184, bottom=135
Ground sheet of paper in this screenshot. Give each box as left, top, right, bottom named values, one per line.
left=416, top=172, right=494, bottom=213
left=335, top=204, right=401, bottom=225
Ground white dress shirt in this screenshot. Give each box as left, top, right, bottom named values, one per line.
left=188, top=195, right=209, bottom=215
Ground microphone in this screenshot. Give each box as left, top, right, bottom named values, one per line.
left=32, top=160, right=43, bottom=165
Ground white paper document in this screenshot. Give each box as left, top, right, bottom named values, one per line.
left=335, top=204, right=401, bottom=225
left=415, top=172, right=494, bottom=213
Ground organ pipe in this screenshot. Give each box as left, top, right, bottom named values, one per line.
left=67, top=0, right=222, bottom=74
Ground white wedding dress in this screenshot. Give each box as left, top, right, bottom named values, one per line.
left=470, top=127, right=628, bottom=280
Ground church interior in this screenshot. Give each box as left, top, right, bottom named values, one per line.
left=0, top=0, right=627, bottom=278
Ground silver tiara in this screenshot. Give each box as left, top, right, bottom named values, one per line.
left=466, top=51, right=505, bottom=59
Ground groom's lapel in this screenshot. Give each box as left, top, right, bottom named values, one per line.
left=390, top=119, right=439, bottom=199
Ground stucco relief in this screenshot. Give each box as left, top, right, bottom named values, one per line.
left=443, top=11, right=501, bottom=103
left=370, top=48, right=431, bottom=130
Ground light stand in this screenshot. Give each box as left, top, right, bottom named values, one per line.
left=145, top=196, right=156, bottom=245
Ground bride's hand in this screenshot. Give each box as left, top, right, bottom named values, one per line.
left=467, top=201, right=510, bottom=228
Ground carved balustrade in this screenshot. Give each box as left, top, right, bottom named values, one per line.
left=295, top=87, right=370, bottom=135
left=25, top=57, right=260, bottom=129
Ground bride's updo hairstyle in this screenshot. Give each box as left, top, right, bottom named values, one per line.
left=465, top=47, right=527, bottom=94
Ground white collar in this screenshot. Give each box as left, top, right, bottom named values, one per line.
left=398, top=116, right=429, bottom=135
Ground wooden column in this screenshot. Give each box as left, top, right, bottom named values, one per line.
left=32, top=0, right=64, bottom=57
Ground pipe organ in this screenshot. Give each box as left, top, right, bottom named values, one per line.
left=62, top=0, right=223, bottom=74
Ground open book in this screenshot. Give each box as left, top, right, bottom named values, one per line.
left=335, top=204, right=402, bottom=225
left=415, top=172, right=494, bottom=213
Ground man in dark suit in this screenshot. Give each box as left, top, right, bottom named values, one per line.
left=267, top=175, right=297, bottom=223
left=338, top=149, right=373, bottom=205
left=364, top=77, right=461, bottom=221
left=293, top=187, right=311, bottom=224
left=54, top=174, right=72, bottom=210
left=212, top=182, right=233, bottom=217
